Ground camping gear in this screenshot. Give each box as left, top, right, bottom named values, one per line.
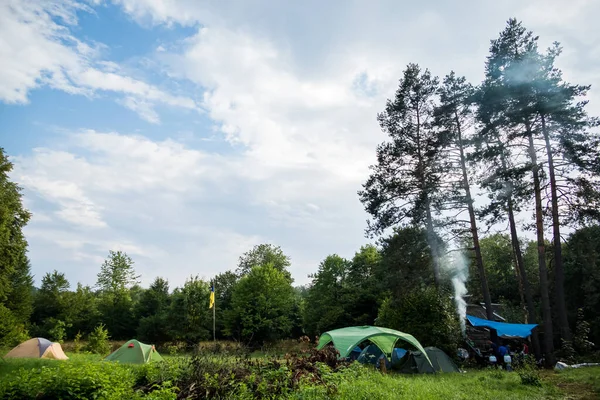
left=4, top=338, right=68, bottom=360
left=357, top=345, right=407, bottom=369
left=348, top=346, right=362, bottom=361
left=393, top=347, right=460, bottom=374
left=392, top=347, right=407, bottom=363
left=467, top=315, right=537, bottom=338
left=555, top=361, right=600, bottom=370
left=316, top=326, right=431, bottom=366
left=357, top=344, right=387, bottom=366
left=104, top=339, right=163, bottom=364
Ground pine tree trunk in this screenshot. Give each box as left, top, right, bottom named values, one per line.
left=511, top=248, right=527, bottom=320
left=425, top=202, right=441, bottom=285
left=527, top=126, right=555, bottom=367
left=417, top=105, right=440, bottom=286
left=507, top=192, right=542, bottom=359
left=455, top=113, right=493, bottom=321
left=541, top=114, right=572, bottom=342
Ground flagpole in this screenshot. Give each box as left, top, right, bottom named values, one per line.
left=213, top=282, right=216, bottom=343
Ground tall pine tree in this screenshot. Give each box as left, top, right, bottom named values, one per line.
left=433, top=71, right=494, bottom=321
left=359, top=63, right=444, bottom=284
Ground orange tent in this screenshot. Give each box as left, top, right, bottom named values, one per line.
left=4, top=338, right=68, bottom=360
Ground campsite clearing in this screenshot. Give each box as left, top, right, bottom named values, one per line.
left=1, top=350, right=599, bottom=399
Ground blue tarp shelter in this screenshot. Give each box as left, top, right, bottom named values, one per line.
left=467, top=315, right=537, bottom=338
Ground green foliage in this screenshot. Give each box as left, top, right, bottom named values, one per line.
left=226, top=264, right=296, bottom=344
left=376, top=227, right=439, bottom=294
left=467, top=235, right=518, bottom=304
left=97, top=250, right=140, bottom=293
left=359, top=64, right=442, bottom=236
left=303, top=255, right=352, bottom=336
left=136, top=277, right=171, bottom=344
left=45, top=318, right=71, bottom=343
left=32, top=271, right=70, bottom=325
left=564, top=225, right=600, bottom=347
left=303, top=246, right=382, bottom=337
left=85, top=324, right=111, bottom=355
left=63, top=283, right=99, bottom=338
left=376, top=287, right=461, bottom=356
left=237, top=244, right=293, bottom=282
left=556, top=339, right=576, bottom=364
left=0, top=149, right=33, bottom=346
left=4, top=256, right=34, bottom=326
left=0, top=304, right=29, bottom=348
left=213, top=271, right=239, bottom=338
left=573, top=308, right=595, bottom=354
left=0, top=361, right=136, bottom=400
left=73, top=331, right=83, bottom=353
left=95, top=251, right=139, bottom=340
left=1, top=351, right=598, bottom=399
left=517, top=356, right=542, bottom=387
left=168, top=276, right=211, bottom=344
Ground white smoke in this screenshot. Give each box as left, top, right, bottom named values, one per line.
left=443, top=251, right=469, bottom=336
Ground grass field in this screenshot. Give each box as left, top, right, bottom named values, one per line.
left=1, top=350, right=599, bottom=399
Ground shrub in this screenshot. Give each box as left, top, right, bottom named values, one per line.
left=0, top=304, right=29, bottom=348
left=85, top=324, right=111, bottom=355
left=556, top=339, right=576, bottom=364
left=574, top=308, right=595, bottom=355
left=173, top=346, right=347, bottom=399
left=46, top=318, right=70, bottom=344
left=73, top=331, right=83, bottom=353
left=517, top=355, right=541, bottom=387
left=0, top=362, right=135, bottom=400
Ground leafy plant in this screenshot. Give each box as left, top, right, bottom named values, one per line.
left=46, top=318, right=70, bottom=343
left=574, top=308, right=595, bottom=355
left=85, top=324, right=111, bottom=355
left=517, top=355, right=541, bottom=387
left=73, top=331, right=83, bottom=353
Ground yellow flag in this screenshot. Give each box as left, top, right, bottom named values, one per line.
left=209, top=285, right=215, bottom=309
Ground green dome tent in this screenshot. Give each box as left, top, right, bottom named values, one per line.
left=104, top=339, right=163, bottom=364
left=316, top=326, right=432, bottom=368
left=393, top=346, right=459, bottom=374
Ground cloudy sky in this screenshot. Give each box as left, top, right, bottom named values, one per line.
left=1, top=0, right=598, bottom=288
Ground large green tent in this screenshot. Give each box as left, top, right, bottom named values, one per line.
left=316, top=326, right=432, bottom=367
left=104, top=339, right=163, bottom=364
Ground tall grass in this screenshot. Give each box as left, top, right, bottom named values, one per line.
left=1, top=350, right=598, bottom=399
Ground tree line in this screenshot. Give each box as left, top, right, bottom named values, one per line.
left=358, top=18, right=599, bottom=366
left=0, top=19, right=598, bottom=364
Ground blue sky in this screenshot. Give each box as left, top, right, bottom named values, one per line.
left=1, top=0, right=598, bottom=289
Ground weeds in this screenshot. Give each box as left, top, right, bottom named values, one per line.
left=516, top=355, right=542, bottom=387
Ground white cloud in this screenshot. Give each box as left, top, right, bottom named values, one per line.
left=7, top=0, right=600, bottom=288
left=0, top=0, right=198, bottom=122
left=13, top=130, right=363, bottom=286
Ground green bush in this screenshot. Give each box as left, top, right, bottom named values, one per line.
left=574, top=308, right=595, bottom=355
left=73, top=331, right=83, bottom=353
left=85, top=324, right=111, bottom=355
left=46, top=318, right=70, bottom=343
left=517, top=356, right=541, bottom=387
left=0, top=362, right=135, bottom=400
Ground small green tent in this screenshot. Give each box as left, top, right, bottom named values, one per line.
left=104, top=339, right=163, bottom=364
left=316, top=326, right=432, bottom=368
left=393, top=346, right=459, bottom=374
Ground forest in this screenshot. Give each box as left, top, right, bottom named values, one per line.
left=1, top=19, right=599, bottom=369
